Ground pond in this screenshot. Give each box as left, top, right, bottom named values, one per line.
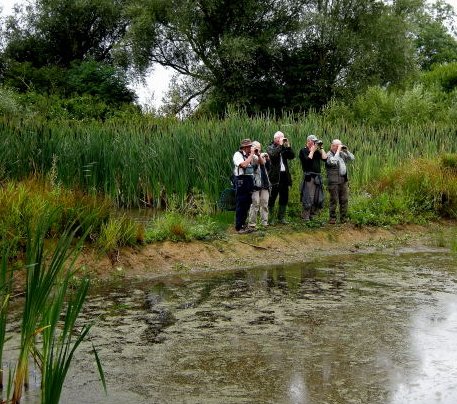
left=17, top=245, right=457, bottom=403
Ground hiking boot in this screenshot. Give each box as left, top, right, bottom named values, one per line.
left=301, top=209, right=310, bottom=221
left=238, top=227, right=255, bottom=234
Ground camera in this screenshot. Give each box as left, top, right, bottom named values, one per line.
left=314, top=139, right=323, bottom=147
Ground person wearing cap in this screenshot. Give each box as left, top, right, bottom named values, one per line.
left=299, top=134, right=328, bottom=221
left=247, top=141, right=271, bottom=229
left=233, top=138, right=256, bottom=233
left=325, top=139, right=355, bottom=224
left=266, top=131, right=295, bottom=224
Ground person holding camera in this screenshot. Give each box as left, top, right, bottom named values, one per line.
left=233, top=138, right=256, bottom=233
left=247, top=141, right=271, bottom=229
left=325, top=139, right=355, bottom=224
left=299, top=134, right=328, bottom=221
left=267, top=131, right=295, bottom=224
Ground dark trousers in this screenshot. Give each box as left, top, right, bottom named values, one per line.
left=268, top=172, right=289, bottom=210
left=328, top=182, right=349, bottom=220
left=235, top=176, right=253, bottom=231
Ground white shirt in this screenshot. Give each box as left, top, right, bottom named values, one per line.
left=233, top=151, right=256, bottom=176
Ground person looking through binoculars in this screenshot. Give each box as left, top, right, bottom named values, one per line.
left=267, top=131, right=295, bottom=224
left=299, top=134, right=328, bottom=221
left=247, top=141, right=271, bottom=230
left=325, top=139, right=355, bottom=224
left=233, top=138, right=256, bottom=233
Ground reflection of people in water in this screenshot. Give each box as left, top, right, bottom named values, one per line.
left=264, top=268, right=288, bottom=290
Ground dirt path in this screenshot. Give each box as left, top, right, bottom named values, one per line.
left=77, top=221, right=454, bottom=280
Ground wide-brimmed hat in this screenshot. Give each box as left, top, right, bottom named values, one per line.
left=307, top=134, right=318, bottom=141
left=239, top=138, right=253, bottom=149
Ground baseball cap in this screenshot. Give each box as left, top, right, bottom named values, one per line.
left=307, top=134, right=318, bottom=141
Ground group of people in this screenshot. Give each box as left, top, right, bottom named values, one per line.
left=232, top=131, right=355, bottom=233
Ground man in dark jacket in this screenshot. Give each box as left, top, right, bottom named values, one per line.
left=267, top=131, right=295, bottom=224
left=325, top=139, right=355, bottom=224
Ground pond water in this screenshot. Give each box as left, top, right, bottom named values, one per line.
left=17, top=246, right=457, bottom=403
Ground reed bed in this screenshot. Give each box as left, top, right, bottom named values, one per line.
left=0, top=114, right=456, bottom=210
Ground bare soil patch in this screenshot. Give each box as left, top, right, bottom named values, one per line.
left=77, top=221, right=453, bottom=280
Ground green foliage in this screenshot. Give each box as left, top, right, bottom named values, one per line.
left=39, top=276, right=104, bottom=404
left=0, top=87, right=20, bottom=115
left=0, top=213, right=105, bottom=403
left=127, top=0, right=423, bottom=115
left=1, top=109, right=457, bottom=211
left=96, top=215, right=140, bottom=252
left=2, top=60, right=136, bottom=113
left=0, top=178, right=142, bottom=256
left=350, top=155, right=457, bottom=226
left=3, top=0, right=127, bottom=68
left=414, top=1, right=457, bottom=70
left=2, top=0, right=133, bottom=106
left=65, top=61, right=136, bottom=104
left=0, top=241, right=14, bottom=391
left=420, top=62, right=457, bottom=92
left=145, top=212, right=223, bottom=242
left=324, top=63, right=457, bottom=126
left=350, top=191, right=435, bottom=226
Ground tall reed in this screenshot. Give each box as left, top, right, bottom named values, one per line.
left=1, top=113, right=456, bottom=210
left=10, top=209, right=105, bottom=403
left=0, top=241, right=14, bottom=393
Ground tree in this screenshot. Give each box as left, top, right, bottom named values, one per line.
left=413, top=0, right=457, bottom=70
left=0, top=0, right=135, bottom=105
left=125, top=0, right=302, bottom=115
left=126, top=0, right=429, bottom=115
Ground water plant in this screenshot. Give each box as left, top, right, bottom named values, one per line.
left=0, top=241, right=15, bottom=392
left=1, top=209, right=106, bottom=403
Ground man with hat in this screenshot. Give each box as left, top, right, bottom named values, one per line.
left=299, top=134, right=328, bottom=221
left=233, top=138, right=256, bottom=233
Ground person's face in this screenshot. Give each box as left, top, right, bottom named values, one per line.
left=331, top=143, right=340, bottom=153
left=274, top=135, right=283, bottom=145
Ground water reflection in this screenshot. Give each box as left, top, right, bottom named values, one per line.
left=391, top=293, right=457, bottom=404
left=49, top=250, right=457, bottom=403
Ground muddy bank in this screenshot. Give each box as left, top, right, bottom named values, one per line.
left=77, top=221, right=456, bottom=280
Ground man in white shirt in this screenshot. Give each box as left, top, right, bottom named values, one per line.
left=266, top=131, right=295, bottom=224
left=233, top=139, right=256, bottom=233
